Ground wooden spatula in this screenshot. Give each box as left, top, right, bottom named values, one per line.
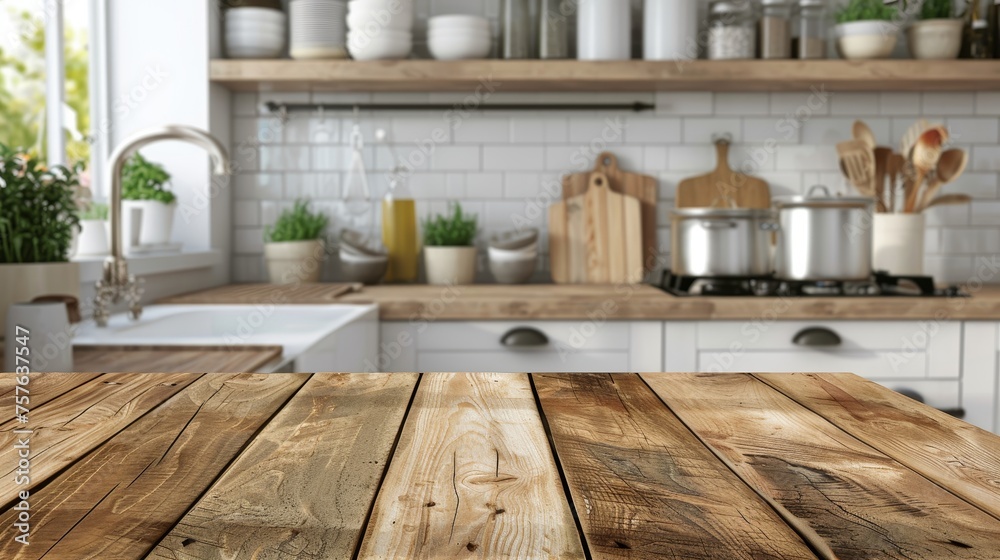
left=837, top=140, right=875, bottom=197
left=676, top=138, right=770, bottom=209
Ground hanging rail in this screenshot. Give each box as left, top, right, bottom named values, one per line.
left=263, top=101, right=655, bottom=114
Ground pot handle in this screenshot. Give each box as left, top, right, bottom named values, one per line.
left=501, top=327, right=549, bottom=347
left=807, top=184, right=832, bottom=198
left=792, top=326, right=842, bottom=347
left=700, top=220, right=738, bottom=229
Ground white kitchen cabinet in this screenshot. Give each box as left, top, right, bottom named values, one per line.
left=377, top=321, right=662, bottom=374
left=962, top=322, right=998, bottom=433
left=664, top=320, right=969, bottom=422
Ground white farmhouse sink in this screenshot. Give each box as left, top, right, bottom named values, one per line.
left=74, top=304, right=379, bottom=373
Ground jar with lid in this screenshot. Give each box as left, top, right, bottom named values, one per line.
left=758, top=0, right=791, bottom=59
left=708, top=0, right=756, bottom=60
left=796, top=0, right=827, bottom=59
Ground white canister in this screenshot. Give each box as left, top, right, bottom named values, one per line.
left=873, top=213, right=925, bottom=276
left=4, top=302, right=74, bottom=373
left=74, top=220, right=111, bottom=257
left=644, top=0, right=699, bottom=60
left=577, top=0, right=631, bottom=60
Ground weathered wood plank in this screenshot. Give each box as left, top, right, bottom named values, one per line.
left=644, top=372, right=1000, bottom=559
left=0, top=372, right=199, bottom=506
left=147, top=373, right=418, bottom=560
left=0, top=372, right=103, bottom=410
left=358, top=372, right=583, bottom=559
left=0, top=372, right=309, bottom=559
left=533, top=372, right=817, bottom=560
left=73, top=345, right=283, bottom=373
left=757, top=372, right=1000, bottom=521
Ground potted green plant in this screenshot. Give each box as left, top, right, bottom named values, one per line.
left=74, top=202, right=110, bottom=257
left=121, top=153, right=176, bottom=247
left=0, top=145, right=82, bottom=338
left=907, top=0, right=964, bottom=59
left=835, top=0, right=899, bottom=59
left=264, top=199, right=330, bottom=283
left=422, top=203, right=478, bottom=285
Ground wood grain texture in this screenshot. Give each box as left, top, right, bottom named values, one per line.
left=0, top=373, right=309, bottom=559
left=210, top=60, right=1000, bottom=92
left=548, top=199, right=569, bottom=284
left=562, top=152, right=658, bottom=272
left=358, top=372, right=583, bottom=559
left=148, top=373, right=417, bottom=560
left=584, top=174, right=611, bottom=284
left=0, top=372, right=198, bottom=506
left=532, top=373, right=817, bottom=559
left=676, top=141, right=771, bottom=209
left=756, top=372, right=1000, bottom=521
left=0, top=372, right=101, bottom=410
left=158, top=282, right=361, bottom=305
left=644, top=372, right=1000, bottom=559
left=73, top=345, right=282, bottom=373
left=337, top=284, right=1000, bottom=321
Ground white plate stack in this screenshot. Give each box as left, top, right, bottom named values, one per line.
left=346, top=0, right=414, bottom=60
left=225, top=7, right=287, bottom=59
left=427, top=15, right=493, bottom=60
left=290, top=0, right=348, bottom=59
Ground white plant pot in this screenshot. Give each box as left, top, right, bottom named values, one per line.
left=907, top=18, right=963, bottom=60
left=836, top=21, right=898, bottom=60
left=873, top=213, right=925, bottom=276
left=123, top=200, right=176, bottom=246
left=424, top=246, right=477, bottom=285
left=264, top=239, right=326, bottom=284
left=74, top=220, right=110, bottom=257
left=0, top=262, right=80, bottom=339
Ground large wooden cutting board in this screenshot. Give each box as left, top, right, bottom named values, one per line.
left=548, top=194, right=587, bottom=283
left=584, top=172, right=644, bottom=284
left=563, top=152, right=658, bottom=272
left=676, top=140, right=771, bottom=209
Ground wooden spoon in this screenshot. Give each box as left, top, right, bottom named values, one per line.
left=887, top=153, right=906, bottom=213
left=873, top=147, right=893, bottom=213
left=925, top=194, right=972, bottom=209
left=853, top=120, right=877, bottom=150
left=917, top=149, right=968, bottom=212
left=904, top=127, right=948, bottom=213
left=900, top=118, right=930, bottom=157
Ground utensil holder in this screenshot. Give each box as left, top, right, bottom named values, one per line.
left=873, top=213, right=925, bottom=276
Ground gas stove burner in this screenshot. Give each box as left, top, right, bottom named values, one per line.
left=657, top=270, right=966, bottom=298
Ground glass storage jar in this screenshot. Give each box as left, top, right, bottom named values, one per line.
left=796, top=0, right=827, bottom=59
left=708, top=0, right=756, bottom=60
left=758, top=0, right=792, bottom=58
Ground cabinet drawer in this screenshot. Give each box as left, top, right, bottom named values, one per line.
left=698, top=351, right=927, bottom=379
left=697, top=320, right=953, bottom=351
left=417, top=350, right=631, bottom=373
left=418, top=321, right=632, bottom=352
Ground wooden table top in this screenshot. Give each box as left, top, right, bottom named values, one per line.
left=3, top=372, right=1000, bottom=559
left=0, top=345, right=283, bottom=374
left=161, top=283, right=1000, bottom=320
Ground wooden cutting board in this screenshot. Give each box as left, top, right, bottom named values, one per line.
left=562, top=152, right=658, bottom=272
left=583, top=172, right=644, bottom=284
left=548, top=194, right=587, bottom=283
left=676, top=140, right=771, bottom=209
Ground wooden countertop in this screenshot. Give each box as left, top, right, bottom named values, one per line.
left=0, top=345, right=282, bottom=374
left=162, top=283, right=1000, bottom=320
left=3, top=371, right=998, bottom=558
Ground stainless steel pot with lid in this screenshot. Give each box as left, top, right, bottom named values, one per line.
left=670, top=207, right=777, bottom=277
left=773, top=185, right=875, bottom=281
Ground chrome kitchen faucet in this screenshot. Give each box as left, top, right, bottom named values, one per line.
left=92, top=126, right=230, bottom=327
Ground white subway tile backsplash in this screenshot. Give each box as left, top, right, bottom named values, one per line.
left=948, top=118, right=1000, bottom=145
left=923, top=92, right=976, bottom=116
left=230, top=88, right=1000, bottom=282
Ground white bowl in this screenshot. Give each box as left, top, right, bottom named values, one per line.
left=226, top=20, right=286, bottom=36
left=340, top=250, right=389, bottom=264
left=835, top=21, right=898, bottom=60
left=348, top=28, right=411, bottom=42
left=227, top=6, right=287, bottom=25
left=347, top=33, right=412, bottom=59
left=907, top=18, right=963, bottom=60
left=347, top=11, right=413, bottom=31
left=488, top=246, right=538, bottom=262
left=227, top=31, right=285, bottom=48
left=291, top=45, right=348, bottom=59
left=428, top=36, right=492, bottom=60
left=429, top=14, right=489, bottom=29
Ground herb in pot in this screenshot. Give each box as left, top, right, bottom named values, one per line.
left=918, top=0, right=953, bottom=19
left=0, top=144, right=82, bottom=263
left=265, top=199, right=330, bottom=243
left=422, top=203, right=478, bottom=247
left=836, top=0, right=897, bottom=23
left=121, top=153, right=176, bottom=204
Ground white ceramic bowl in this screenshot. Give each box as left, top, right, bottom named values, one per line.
left=835, top=21, right=898, bottom=60
left=227, top=6, right=287, bottom=25
left=227, top=31, right=285, bottom=49
left=347, top=1, right=413, bottom=28
left=347, top=33, right=412, bottom=59
left=428, top=36, right=491, bottom=60
left=347, top=11, right=413, bottom=32
left=226, top=20, right=286, bottom=36
left=489, top=255, right=537, bottom=284
left=906, top=18, right=963, bottom=60
left=291, top=45, right=348, bottom=59
left=488, top=246, right=538, bottom=262
left=428, top=14, right=489, bottom=30
left=348, top=28, right=411, bottom=42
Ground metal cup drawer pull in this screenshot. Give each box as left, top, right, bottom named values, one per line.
left=792, top=327, right=842, bottom=347
left=500, top=327, right=549, bottom=347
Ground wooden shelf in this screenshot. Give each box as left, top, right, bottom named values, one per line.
left=210, top=59, right=1000, bottom=92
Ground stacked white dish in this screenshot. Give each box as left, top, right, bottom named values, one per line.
left=225, top=7, right=287, bottom=59
left=290, top=0, right=348, bottom=59
left=427, top=15, right=493, bottom=60
left=488, top=228, right=539, bottom=284
left=346, top=0, right=414, bottom=60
